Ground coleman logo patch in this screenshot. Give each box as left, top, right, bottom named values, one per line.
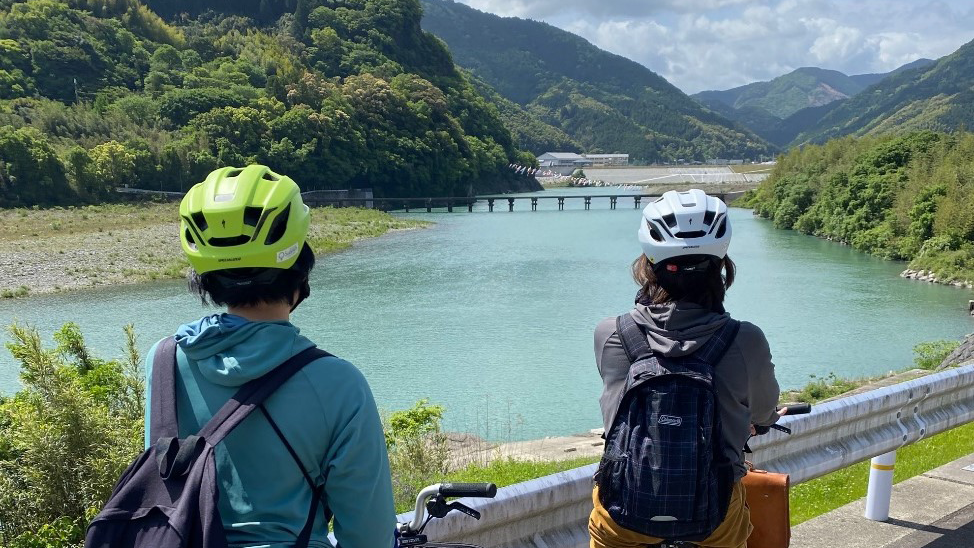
left=277, top=243, right=299, bottom=263
left=658, top=415, right=683, bottom=427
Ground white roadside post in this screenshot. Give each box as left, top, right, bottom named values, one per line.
left=864, top=451, right=897, bottom=521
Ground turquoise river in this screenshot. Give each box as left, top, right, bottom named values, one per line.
left=2, top=189, right=972, bottom=440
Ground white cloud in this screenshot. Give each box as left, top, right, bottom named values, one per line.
left=450, top=0, right=974, bottom=93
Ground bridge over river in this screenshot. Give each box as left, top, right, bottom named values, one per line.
left=300, top=191, right=748, bottom=211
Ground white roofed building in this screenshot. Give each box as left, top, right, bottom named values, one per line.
left=583, top=154, right=629, bottom=166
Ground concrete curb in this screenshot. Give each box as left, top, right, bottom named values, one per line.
left=791, top=453, right=974, bottom=548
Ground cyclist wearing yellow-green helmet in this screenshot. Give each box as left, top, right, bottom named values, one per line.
left=144, top=166, right=396, bottom=548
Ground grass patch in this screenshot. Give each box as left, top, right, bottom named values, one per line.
left=791, top=420, right=974, bottom=525
left=781, top=372, right=866, bottom=403
left=0, top=285, right=30, bottom=299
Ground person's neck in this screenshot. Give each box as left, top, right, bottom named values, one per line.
left=227, top=302, right=291, bottom=322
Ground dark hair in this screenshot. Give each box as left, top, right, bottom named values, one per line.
left=189, top=244, right=315, bottom=308
left=632, top=254, right=736, bottom=312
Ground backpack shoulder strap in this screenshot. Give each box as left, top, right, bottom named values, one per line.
left=149, top=336, right=179, bottom=442
left=695, top=318, right=741, bottom=366
left=615, top=312, right=653, bottom=364
left=198, top=347, right=334, bottom=446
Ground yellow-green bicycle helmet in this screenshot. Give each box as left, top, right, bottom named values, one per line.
left=180, top=165, right=310, bottom=275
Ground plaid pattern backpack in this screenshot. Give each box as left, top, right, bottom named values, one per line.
left=595, top=313, right=740, bottom=542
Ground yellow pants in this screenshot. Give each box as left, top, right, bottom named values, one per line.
left=589, top=482, right=751, bottom=548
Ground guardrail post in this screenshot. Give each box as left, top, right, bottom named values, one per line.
left=508, top=198, right=515, bottom=212
left=531, top=197, right=538, bottom=211
left=864, top=451, right=897, bottom=521
left=610, top=196, right=617, bottom=210
left=634, top=196, right=642, bottom=208
left=558, top=197, right=565, bottom=211
left=488, top=199, right=494, bottom=212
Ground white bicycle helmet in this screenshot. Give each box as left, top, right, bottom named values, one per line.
left=638, top=189, right=731, bottom=270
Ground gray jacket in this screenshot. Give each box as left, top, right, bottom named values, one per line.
left=595, top=301, right=780, bottom=480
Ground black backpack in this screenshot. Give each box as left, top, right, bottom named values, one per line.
left=595, top=313, right=740, bottom=542
left=86, top=337, right=332, bottom=548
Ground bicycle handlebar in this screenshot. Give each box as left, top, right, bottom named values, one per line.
left=400, top=482, right=498, bottom=534
left=779, top=403, right=812, bottom=415
left=439, top=482, right=497, bottom=498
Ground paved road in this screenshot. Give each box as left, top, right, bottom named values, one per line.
left=792, top=453, right=974, bottom=548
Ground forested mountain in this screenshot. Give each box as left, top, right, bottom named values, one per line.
left=746, top=131, right=974, bottom=283
left=793, top=40, right=974, bottom=145
left=849, top=58, right=934, bottom=87
left=419, top=0, right=771, bottom=162
left=0, top=0, right=538, bottom=208
left=694, top=67, right=865, bottom=119
left=694, top=59, right=940, bottom=148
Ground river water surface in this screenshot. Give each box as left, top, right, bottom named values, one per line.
left=2, top=189, right=972, bottom=440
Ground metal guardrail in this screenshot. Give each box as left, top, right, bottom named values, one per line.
left=398, top=363, right=974, bottom=548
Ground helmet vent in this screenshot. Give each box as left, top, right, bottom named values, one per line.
left=184, top=229, right=198, bottom=250
left=662, top=213, right=678, bottom=228
left=243, top=206, right=263, bottom=227
left=226, top=168, right=243, bottom=177
left=265, top=203, right=291, bottom=245
left=647, top=220, right=664, bottom=242
left=675, top=230, right=706, bottom=238
left=191, top=211, right=208, bottom=232
left=262, top=172, right=280, bottom=182
left=209, top=235, right=251, bottom=247
left=715, top=216, right=728, bottom=238
left=703, top=209, right=716, bottom=226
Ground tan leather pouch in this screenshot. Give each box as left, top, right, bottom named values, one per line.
left=742, top=465, right=791, bottom=548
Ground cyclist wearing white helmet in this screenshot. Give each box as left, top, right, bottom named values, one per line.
left=589, top=189, right=782, bottom=548
left=144, top=166, right=395, bottom=548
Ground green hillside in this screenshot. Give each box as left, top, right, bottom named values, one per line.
left=0, top=0, right=538, bottom=208
left=419, top=0, right=771, bottom=162
left=745, top=131, right=974, bottom=283
left=694, top=67, right=864, bottom=119
left=464, top=70, right=581, bottom=154
left=794, top=41, right=974, bottom=145
left=849, top=58, right=935, bottom=87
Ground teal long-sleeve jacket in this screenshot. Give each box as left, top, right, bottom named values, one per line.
left=145, top=313, right=396, bottom=548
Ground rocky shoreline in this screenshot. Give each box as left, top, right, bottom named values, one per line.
left=900, top=268, right=974, bottom=292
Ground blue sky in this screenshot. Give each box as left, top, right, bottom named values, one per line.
left=452, top=0, right=974, bottom=94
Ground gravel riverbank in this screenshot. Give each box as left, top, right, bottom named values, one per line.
left=0, top=204, right=428, bottom=298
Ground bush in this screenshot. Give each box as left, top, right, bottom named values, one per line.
left=913, top=339, right=961, bottom=370
left=0, top=323, right=145, bottom=547
left=384, top=399, right=449, bottom=508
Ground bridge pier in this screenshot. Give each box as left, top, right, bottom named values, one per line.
left=447, top=201, right=453, bottom=213
left=468, top=201, right=474, bottom=213
left=531, top=197, right=538, bottom=211
left=634, top=196, right=641, bottom=209
left=426, top=199, right=432, bottom=213
left=610, top=197, right=617, bottom=210
left=488, top=199, right=495, bottom=212
left=508, top=198, right=515, bottom=212
left=584, top=197, right=591, bottom=210
left=404, top=201, right=410, bottom=213
left=558, top=197, right=565, bottom=211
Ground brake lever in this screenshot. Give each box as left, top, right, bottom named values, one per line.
left=448, top=501, right=481, bottom=520
left=426, top=495, right=450, bottom=519
left=770, top=423, right=792, bottom=435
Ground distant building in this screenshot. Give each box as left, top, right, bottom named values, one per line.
left=537, top=152, right=593, bottom=175
left=583, top=153, right=629, bottom=166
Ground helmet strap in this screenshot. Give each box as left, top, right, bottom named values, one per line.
left=290, top=276, right=311, bottom=312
